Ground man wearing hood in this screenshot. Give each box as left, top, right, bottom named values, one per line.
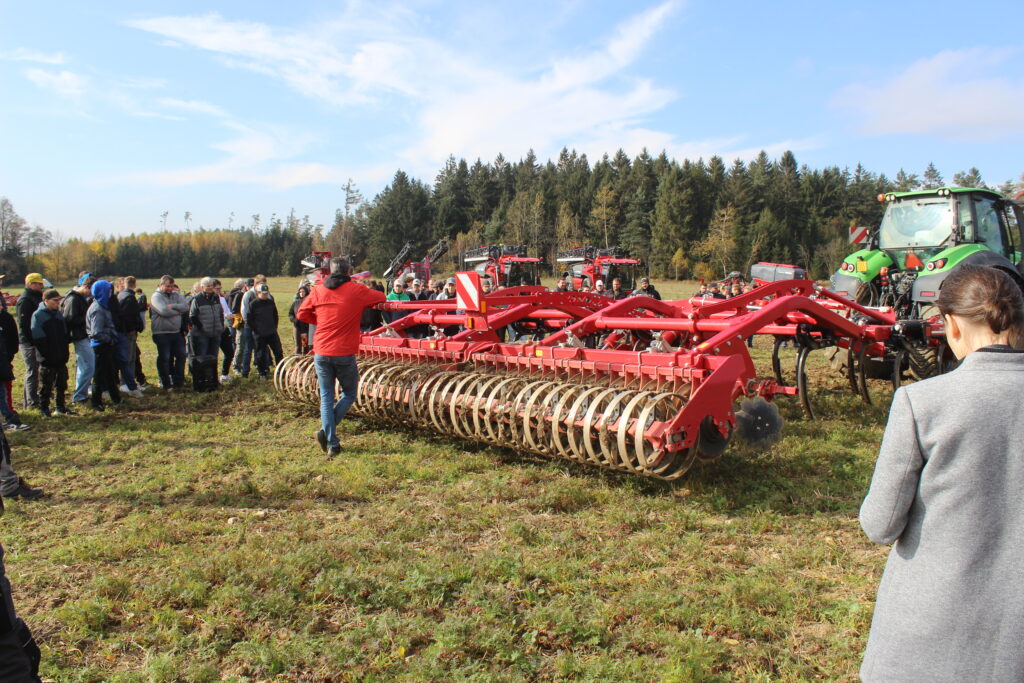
left=86, top=280, right=122, bottom=411
left=15, top=274, right=44, bottom=410
left=296, top=258, right=385, bottom=456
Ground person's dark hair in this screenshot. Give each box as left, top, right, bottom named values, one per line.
left=83, top=276, right=97, bottom=288
left=160, top=275, right=175, bottom=285
left=329, top=257, right=351, bottom=276
left=936, top=265, right=1024, bottom=338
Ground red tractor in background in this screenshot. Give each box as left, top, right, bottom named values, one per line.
left=383, top=240, right=449, bottom=287
left=462, top=245, right=544, bottom=288
left=556, top=246, right=644, bottom=291
left=300, top=251, right=333, bottom=287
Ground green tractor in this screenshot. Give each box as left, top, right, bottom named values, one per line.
left=830, top=186, right=1024, bottom=379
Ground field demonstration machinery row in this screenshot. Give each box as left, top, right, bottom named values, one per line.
left=272, top=187, right=1024, bottom=480
left=275, top=270, right=909, bottom=480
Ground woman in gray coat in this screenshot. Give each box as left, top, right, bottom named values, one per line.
left=860, top=264, right=1024, bottom=682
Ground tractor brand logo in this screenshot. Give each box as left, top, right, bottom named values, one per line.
left=455, top=272, right=482, bottom=311
left=849, top=226, right=869, bottom=244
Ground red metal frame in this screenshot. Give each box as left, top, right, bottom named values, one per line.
left=357, top=277, right=904, bottom=455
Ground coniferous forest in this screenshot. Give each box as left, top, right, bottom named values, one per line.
left=4, top=149, right=1021, bottom=283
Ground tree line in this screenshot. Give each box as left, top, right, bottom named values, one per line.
left=6, top=152, right=1023, bottom=285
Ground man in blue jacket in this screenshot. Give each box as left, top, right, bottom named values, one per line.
left=86, top=280, right=122, bottom=411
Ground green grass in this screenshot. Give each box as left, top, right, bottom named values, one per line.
left=0, top=277, right=888, bottom=681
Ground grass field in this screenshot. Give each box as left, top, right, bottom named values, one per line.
left=0, top=276, right=891, bottom=681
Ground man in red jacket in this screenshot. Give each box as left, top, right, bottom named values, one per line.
left=296, top=258, right=385, bottom=456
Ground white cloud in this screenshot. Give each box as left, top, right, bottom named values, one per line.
left=0, top=48, right=66, bottom=64
left=833, top=48, right=1024, bottom=141
left=111, top=122, right=367, bottom=189
left=158, top=98, right=229, bottom=118
left=25, top=68, right=88, bottom=97
left=124, top=2, right=816, bottom=188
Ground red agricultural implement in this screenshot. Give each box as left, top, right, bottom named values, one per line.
left=275, top=274, right=929, bottom=480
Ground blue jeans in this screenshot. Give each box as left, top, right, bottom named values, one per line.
left=72, top=338, right=95, bottom=402
left=313, top=355, right=359, bottom=448
left=114, top=332, right=138, bottom=390
left=189, top=334, right=219, bottom=366
left=154, top=333, right=187, bottom=388
left=233, top=327, right=253, bottom=377
left=0, top=384, right=17, bottom=423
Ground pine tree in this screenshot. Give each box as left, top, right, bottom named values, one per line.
left=952, top=167, right=985, bottom=189
left=365, top=170, right=435, bottom=274
left=433, top=156, right=471, bottom=240
left=587, top=183, right=618, bottom=248
left=922, top=162, right=944, bottom=189
left=893, top=169, right=920, bottom=192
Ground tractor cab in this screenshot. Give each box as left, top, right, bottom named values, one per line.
left=878, top=188, right=1021, bottom=267
left=502, top=259, right=542, bottom=287
left=601, top=260, right=640, bottom=291
left=831, top=188, right=1024, bottom=306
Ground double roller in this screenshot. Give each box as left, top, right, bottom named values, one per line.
left=274, top=355, right=705, bottom=480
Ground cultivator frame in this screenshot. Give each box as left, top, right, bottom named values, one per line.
left=275, top=277, right=903, bottom=479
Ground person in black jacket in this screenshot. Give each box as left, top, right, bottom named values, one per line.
left=0, top=305, right=27, bottom=431
left=61, top=275, right=95, bottom=405
left=31, top=290, right=71, bottom=417
left=134, top=287, right=148, bottom=387
left=288, top=284, right=310, bottom=354
left=631, top=277, right=662, bottom=300
left=248, top=284, right=283, bottom=379
left=15, top=274, right=44, bottom=409
left=114, top=276, right=143, bottom=395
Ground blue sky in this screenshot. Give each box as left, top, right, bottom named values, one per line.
left=1, top=0, right=1022, bottom=238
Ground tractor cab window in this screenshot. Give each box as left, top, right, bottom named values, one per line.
left=879, top=197, right=954, bottom=249
left=969, top=196, right=1011, bottom=257
left=506, top=262, right=539, bottom=287
left=1002, top=202, right=1023, bottom=264
left=603, top=264, right=636, bottom=290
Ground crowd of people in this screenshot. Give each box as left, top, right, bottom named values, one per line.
left=0, top=271, right=326, bottom=504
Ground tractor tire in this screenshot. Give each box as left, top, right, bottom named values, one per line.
left=906, top=344, right=939, bottom=381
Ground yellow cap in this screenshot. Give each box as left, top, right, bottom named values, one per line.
left=24, top=273, right=43, bottom=285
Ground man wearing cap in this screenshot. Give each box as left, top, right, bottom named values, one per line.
left=62, top=275, right=96, bottom=405
left=16, top=274, right=44, bottom=410
left=246, top=283, right=283, bottom=379
left=296, top=258, right=385, bottom=456
left=594, top=280, right=607, bottom=296
left=407, top=279, right=430, bottom=338
left=632, top=277, right=662, bottom=301
left=384, top=280, right=411, bottom=325
left=31, top=290, right=71, bottom=417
